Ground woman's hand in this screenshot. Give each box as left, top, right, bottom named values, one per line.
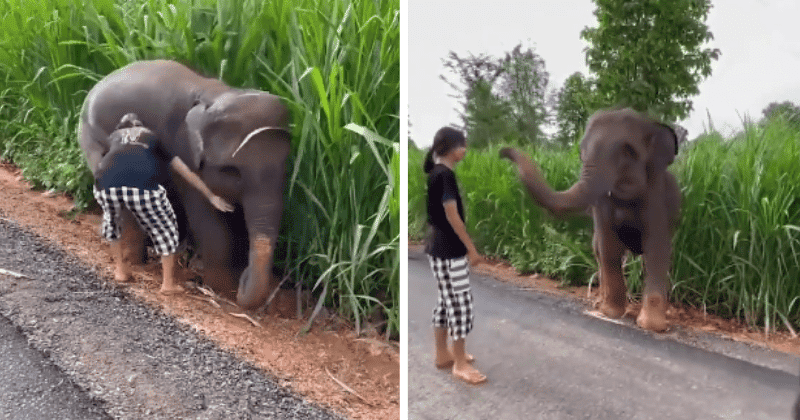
left=467, top=248, right=485, bottom=267
left=208, top=195, right=235, bottom=212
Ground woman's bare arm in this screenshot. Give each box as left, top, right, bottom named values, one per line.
left=169, top=157, right=234, bottom=212
left=443, top=200, right=485, bottom=266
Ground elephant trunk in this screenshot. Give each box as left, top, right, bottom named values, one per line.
left=500, top=147, right=600, bottom=217
left=237, top=234, right=274, bottom=309
left=237, top=197, right=282, bottom=309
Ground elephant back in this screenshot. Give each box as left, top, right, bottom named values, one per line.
left=79, top=60, right=230, bottom=172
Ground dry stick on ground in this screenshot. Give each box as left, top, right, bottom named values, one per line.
left=187, top=294, right=221, bottom=309
left=258, top=272, right=292, bottom=313
left=783, top=317, right=798, bottom=339
left=300, top=281, right=328, bottom=336
left=325, top=367, right=373, bottom=406
left=196, top=285, right=238, bottom=307
left=0, top=268, right=30, bottom=279
left=192, top=285, right=263, bottom=327
left=229, top=312, right=263, bottom=328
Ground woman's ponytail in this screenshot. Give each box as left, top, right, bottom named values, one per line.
left=423, top=148, right=435, bottom=174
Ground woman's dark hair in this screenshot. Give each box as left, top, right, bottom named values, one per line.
left=423, top=126, right=466, bottom=173
left=115, top=113, right=143, bottom=130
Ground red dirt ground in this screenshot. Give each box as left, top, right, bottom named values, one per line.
left=0, top=162, right=399, bottom=420
left=410, top=243, right=800, bottom=358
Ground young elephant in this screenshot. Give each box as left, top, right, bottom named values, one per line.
left=500, top=108, right=681, bottom=332
left=78, top=60, right=291, bottom=310
left=94, top=113, right=234, bottom=293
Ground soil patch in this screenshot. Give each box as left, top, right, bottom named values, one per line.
left=409, top=243, right=800, bottom=359
left=0, top=161, right=398, bottom=420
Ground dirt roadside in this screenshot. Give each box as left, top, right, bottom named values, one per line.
left=0, top=162, right=399, bottom=420
left=409, top=244, right=800, bottom=359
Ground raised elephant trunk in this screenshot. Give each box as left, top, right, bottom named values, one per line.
left=500, top=148, right=599, bottom=217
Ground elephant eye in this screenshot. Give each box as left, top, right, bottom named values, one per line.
left=219, top=166, right=241, bottom=178
left=621, top=143, right=639, bottom=160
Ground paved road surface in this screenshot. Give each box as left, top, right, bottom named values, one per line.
left=0, top=215, right=339, bottom=419
left=408, top=249, right=800, bottom=419
left=0, top=314, right=110, bottom=419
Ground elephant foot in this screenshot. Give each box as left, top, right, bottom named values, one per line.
left=114, top=269, right=132, bottom=283
left=637, top=294, right=669, bottom=332
left=159, top=284, right=186, bottom=295
left=599, top=300, right=626, bottom=319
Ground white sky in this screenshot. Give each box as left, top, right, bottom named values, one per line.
left=407, top=0, right=800, bottom=147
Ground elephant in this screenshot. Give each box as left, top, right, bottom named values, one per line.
left=500, top=108, right=680, bottom=332
left=78, top=59, right=292, bottom=310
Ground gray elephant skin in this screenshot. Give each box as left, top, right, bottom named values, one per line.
left=501, top=108, right=680, bottom=332
left=78, top=59, right=291, bottom=309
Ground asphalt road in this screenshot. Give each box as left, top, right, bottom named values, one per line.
left=408, top=249, right=800, bottom=420
left=0, top=215, right=339, bottom=420
left=0, top=313, right=110, bottom=420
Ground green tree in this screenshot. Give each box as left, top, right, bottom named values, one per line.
left=442, top=44, right=550, bottom=148
left=441, top=51, right=506, bottom=148
left=463, top=79, right=514, bottom=148
left=497, top=45, right=550, bottom=145
left=762, top=101, right=800, bottom=125
left=552, top=72, right=595, bottom=146
left=581, top=0, right=720, bottom=122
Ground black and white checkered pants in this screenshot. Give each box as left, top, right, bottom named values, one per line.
left=93, top=185, right=179, bottom=256
left=428, top=255, right=474, bottom=340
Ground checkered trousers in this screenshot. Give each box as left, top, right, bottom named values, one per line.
left=428, top=255, right=474, bottom=340
left=93, top=185, right=179, bottom=256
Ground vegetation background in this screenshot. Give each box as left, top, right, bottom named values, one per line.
left=0, top=0, right=399, bottom=337
left=410, top=0, right=800, bottom=334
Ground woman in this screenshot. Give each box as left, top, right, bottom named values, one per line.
left=424, top=126, right=487, bottom=385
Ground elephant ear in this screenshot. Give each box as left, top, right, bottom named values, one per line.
left=185, top=101, right=210, bottom=170
left=649, top=122, right=679, bottom=173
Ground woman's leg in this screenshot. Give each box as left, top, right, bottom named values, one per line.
left=123, top=186, right=182, bottom=293
left=94, top=186, right=130, bottom=281
left=430, top=256, right=484, bottom=383
left=159, top=253, right=183, bottom=294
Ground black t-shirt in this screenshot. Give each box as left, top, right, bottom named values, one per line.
left=95, top=128, right=171, bottom=190
left=426, top=163, right=467, bottom=259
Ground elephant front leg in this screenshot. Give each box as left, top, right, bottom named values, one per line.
left=593, top=207, right=627, bottom=319
left=637, top=199, right=672, bottom=332
left=637, top=236, right=671, bottom=332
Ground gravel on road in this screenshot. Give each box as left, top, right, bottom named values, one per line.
left=0, top=214, right=341, bottom=420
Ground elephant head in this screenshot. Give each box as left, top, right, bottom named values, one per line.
left=500, top=108, right=678, bottom=216
left=185, top=90, right=291, bottom=309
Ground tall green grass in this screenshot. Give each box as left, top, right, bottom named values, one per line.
left=409, top=117, right=800, bottom=332
left=0, top=0, right=399, bottom=337
left=409, top=143, right=595, bottom=282
left=671, top=116, right=800, bottom=333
